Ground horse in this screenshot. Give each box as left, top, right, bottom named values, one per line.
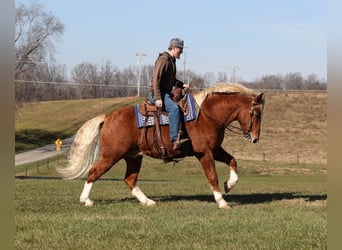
left=57, top=82, right=265, bottom=209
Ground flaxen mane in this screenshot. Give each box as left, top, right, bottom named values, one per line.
left=193, top=82, right=256, bottom=107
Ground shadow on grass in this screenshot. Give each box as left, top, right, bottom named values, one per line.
left=15, top=176, right=327, bottom=206
left=147, top=193, right=327, bottom=205
left=96, top=193, right=327, bottom=206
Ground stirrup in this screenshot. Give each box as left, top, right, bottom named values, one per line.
left=160, top=146, right=171, bottom=163
left=173, top=138, right=190, bottom=150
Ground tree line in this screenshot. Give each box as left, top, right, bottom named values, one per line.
left=15, top=1, right=326, bottom=105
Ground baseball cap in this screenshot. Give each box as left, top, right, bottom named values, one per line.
left=169, top=38, right=184, bottom=48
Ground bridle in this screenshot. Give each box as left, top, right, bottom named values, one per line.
left=238, top=101, right=263, bottom=142
left=200, top=93, right=263, bottom=141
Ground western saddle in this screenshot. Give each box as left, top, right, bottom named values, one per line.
left=138, top=88, right=189, bottom=162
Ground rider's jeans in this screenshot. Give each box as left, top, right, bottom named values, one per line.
left=147, top=91, right=179, bottom=141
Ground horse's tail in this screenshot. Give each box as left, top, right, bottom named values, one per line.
left=57, top=114, right=106, bottom=180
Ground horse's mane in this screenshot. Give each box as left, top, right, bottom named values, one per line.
left=193, top=82, right=256, bottom=107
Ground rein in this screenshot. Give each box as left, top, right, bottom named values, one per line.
left=226, top=124, right=243, bottom=134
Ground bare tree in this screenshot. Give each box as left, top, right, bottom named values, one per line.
left=178, top=70, right=205, bottom=91
left=71, top=62, right=99, bottom=99
left=258, top=74, right=283, bottom=89
left=33, top=62, right=68, bottom=82
left=140, top=65, right=153, bottom=96
left=284, top=72, right=303, bottom=90
left=15, top=1, right=64, bottom=79
left=100, top=61, right=118, bottom=86
left=203, top=72, right=216, bottom=87
left=217, top=71, right=228, bottom=82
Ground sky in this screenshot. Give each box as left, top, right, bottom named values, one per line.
left=16, top=0, right=326, bottom=81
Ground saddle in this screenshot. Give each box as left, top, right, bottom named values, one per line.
left=138, top=99, right=167, bottom=116
left=138, top=87, right=189, bottom=117
left=138, top=88, right=189, bottom=162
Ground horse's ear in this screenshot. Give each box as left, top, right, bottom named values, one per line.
left=253, top=92, right=264, bottom=105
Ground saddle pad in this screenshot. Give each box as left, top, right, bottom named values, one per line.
left=134, top=94, right=197, bottom=128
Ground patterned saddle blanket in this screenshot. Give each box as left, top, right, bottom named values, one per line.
left=134, top=94, right=197, bottom=128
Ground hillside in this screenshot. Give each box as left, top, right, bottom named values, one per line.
left=223, top=91, right=327, bottom=164
left=15, top=97, right=142, bottom=152
left=15, top=91, right=327, bottom=164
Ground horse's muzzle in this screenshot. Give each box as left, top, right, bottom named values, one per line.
left=243, top=132, right=259, bottom=143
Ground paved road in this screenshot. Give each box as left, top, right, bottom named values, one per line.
left=15, top=137, right=75, bottom=166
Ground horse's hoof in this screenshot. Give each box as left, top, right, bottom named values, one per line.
left=146, top=199, right=157, bottom=206
left=219, top=203, right=232, bottom=209
left=142, top=199, right=156, bottom=206
left=84, top=198, right=94, bottom=207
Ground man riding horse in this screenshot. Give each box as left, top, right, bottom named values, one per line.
left=147, top=38, right=189, bottom=151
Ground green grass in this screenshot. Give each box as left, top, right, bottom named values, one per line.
left=15, top=157, right=327, bottom=249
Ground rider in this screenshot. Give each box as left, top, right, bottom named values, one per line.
left=148, top=38, right=189, bottom=150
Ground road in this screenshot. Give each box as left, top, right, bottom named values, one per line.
left=15, top=137, right=75, bottom=166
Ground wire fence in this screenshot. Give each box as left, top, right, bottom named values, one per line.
left=15, top=149, right=315, bottom=179
left=15, top=79, right=326, bottom=104
left=15, top=151, right=69, bottom=178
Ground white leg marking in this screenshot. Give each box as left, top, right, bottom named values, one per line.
left=227, top=170, right=238, bottom=190
left=132, top=186, right=156, bottom=206
left=80, top=182, right=93, bottom=205
left=213, top=190, right=228, bottom=208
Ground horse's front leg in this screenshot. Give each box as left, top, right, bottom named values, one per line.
left=214, top=146, right=238, bottom=193
left=197, top=151, right=231, bottom=209
left=124, top=156, right=156, bottom=206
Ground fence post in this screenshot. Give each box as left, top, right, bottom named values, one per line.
left=37, top=161, right=40, bottom=174
left=263, top=152, right=266, bottom=161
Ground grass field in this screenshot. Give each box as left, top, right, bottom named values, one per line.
left=15, top=157, right=327, bottom=249
left=15, top=90, right=327, bottom=249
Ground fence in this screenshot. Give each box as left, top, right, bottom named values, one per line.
left=15, top=149, right=316, bottom=179
left=15, top=152, right=68, bottom=178
left=15, top=80, right=148, bottom=103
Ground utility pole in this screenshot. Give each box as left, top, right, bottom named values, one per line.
left=182, top=52, right=187, bottom=83
left=136, top=52, right=146, bottom=96
left=229, top=65, right=239, bottom=83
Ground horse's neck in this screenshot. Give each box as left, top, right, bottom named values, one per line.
left=201, top=94, right=251, bottom=125
left=224, top=95, right=250, bottom=123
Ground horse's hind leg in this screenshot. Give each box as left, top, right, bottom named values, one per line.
left=80, top=156, right=119, bottom=206
left=214, top=146, right=238, bottom=193
left=124, top=156, right=156, bottom=206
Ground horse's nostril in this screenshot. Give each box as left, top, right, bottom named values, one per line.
left=252, top=138, right=258, bottom=143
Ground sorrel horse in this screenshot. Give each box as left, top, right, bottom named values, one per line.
left=57, top=83, right=265, bottom=209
